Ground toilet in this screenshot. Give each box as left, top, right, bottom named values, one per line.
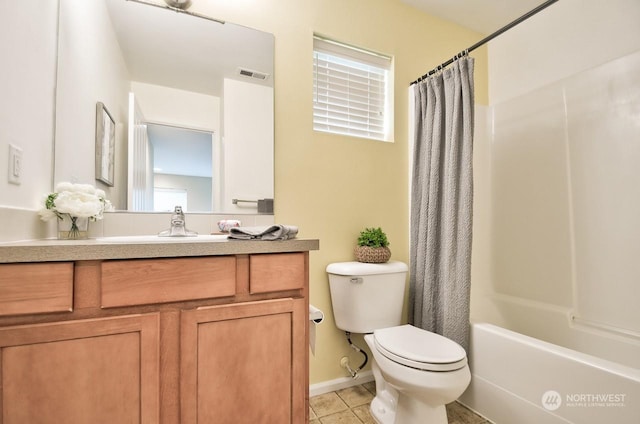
left=326, top=261, right=470, bottom=424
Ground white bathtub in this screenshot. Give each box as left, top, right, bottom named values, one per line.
left=459, top=323, right=640, bottom=423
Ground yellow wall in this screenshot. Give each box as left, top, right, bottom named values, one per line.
left=193, top=0, right=487, bottom=384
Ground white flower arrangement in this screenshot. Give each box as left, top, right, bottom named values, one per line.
left=39, top=182, right=113, bottom=222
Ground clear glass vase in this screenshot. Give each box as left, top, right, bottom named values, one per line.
left=57, top=215, right=89, bottom=240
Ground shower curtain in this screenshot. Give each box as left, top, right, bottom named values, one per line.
left=409, top=57, right=474, bottom=351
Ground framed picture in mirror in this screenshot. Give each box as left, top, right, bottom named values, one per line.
left=95, top=102, right=115, bottom=186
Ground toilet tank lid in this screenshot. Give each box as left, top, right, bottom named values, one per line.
left=326, top=261, right=408, bottom=276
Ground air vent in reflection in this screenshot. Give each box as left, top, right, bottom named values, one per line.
left=237, top=68, right=269, bottom=80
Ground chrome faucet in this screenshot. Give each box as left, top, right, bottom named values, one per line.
left=158, top=206, right=198, bottom=237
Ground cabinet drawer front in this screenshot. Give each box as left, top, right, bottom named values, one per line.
left=249, top=253, right=305, bottom=294
left=0, top=262, right=73, bottom=317
left=101, top=257, right=236, bottom=308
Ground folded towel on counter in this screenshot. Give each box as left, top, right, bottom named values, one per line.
left=228, top=225, right=298, bottom=241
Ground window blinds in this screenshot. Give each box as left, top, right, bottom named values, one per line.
left=313, top=36, right=392, bottom=141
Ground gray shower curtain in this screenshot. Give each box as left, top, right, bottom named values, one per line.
left=409, top=57, right=474, bottom=352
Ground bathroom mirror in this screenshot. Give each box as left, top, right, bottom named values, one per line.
left=54, top=0, right=274, bottom=213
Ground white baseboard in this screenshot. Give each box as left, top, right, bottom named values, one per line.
left=309, top=371, right=374, bottom=397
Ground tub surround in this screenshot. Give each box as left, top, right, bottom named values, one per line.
left=0, top=237, right=318, bottom=423
left=468, top=5, right=640, bottom=416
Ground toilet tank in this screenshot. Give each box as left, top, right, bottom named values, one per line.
left=326, top=261, right=408, bottom=334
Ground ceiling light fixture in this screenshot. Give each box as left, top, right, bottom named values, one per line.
left=164, top=0, right=192, bottom=10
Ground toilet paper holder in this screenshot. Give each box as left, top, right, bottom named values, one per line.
left=309, top=305, right=324, bottom=356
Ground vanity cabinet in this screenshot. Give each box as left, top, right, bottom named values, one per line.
left=181, top=298, right=306, bottom=423
left=0, top=249, right=312, bottom=424
left=0, top=313, right=160, bottom=424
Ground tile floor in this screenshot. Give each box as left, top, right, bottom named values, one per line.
left=309, top=382, right=490, bottom=424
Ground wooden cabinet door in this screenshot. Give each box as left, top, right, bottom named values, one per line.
left=0, top=314, right=160, bottom=424
left=181, top=298, right=307, bottom=424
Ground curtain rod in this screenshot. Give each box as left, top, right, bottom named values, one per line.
left=410, top=0, right=559, bottom=85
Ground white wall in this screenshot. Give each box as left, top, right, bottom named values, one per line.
left=222, top=79, right=274, bottom=213
left=55, top=0, right=130, bottom=209
left=473, top=0, right=640, bottom=369
left=131, top=82, right=220, bottom=132
left=0, top=1, right=58, bottom=210
left=154, top=174, right=212, bottom=212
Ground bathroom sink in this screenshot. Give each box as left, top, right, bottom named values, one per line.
left=96, top=234, right=229, bottom=243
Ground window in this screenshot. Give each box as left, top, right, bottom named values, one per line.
left=313, top=35, right=393, bottom=141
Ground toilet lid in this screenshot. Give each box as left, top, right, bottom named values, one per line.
left=373, top=325, right=467, bottom=372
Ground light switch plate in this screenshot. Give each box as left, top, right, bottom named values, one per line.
left=8, top=144, right=22, bottom=185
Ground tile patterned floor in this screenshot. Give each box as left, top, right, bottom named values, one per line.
left=309, top=382, right=490, bottom=424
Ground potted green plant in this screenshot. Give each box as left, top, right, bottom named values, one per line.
left=354, top=227, right=391, bottom=263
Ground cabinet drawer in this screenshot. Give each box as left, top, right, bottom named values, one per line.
left=101, top=257, right=236, bottom=308
left=249, top=253, right=305, bottom=294
left=0, top=262, right=74, bottom=317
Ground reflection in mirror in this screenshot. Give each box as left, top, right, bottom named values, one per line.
left=55, top=0, right=274, bottom=213
left=148, top=123, right=213, bottom=212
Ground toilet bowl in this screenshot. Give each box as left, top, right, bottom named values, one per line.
left=364, top=325, right=470, bottom=424
left=326, top=261, right=470, bottom=424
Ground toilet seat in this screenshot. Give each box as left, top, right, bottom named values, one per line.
left=373, top=325, right=467, bottom=372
